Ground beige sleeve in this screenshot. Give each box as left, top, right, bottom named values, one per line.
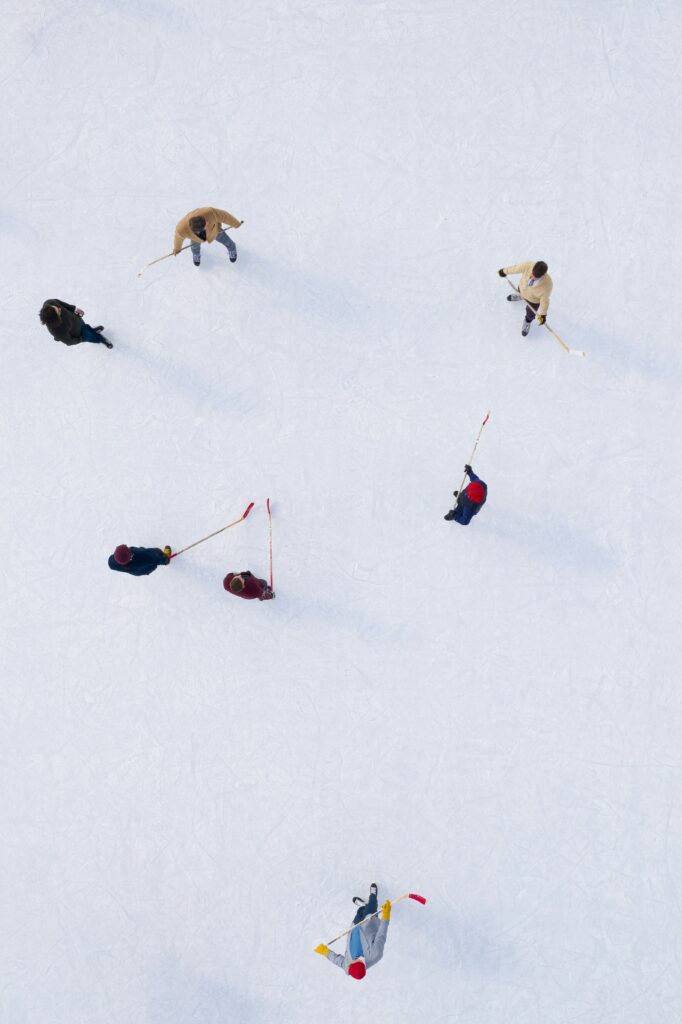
left=214, top=208, right=241, bottom=229
left=539, top=285, right=552, bottom=316
left=503, top=262, right=531, bottom=275
left=173, top=224, right=187, bottom=254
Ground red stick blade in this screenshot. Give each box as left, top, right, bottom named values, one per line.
left=242, top=502, right=255, bottom=519
left=266, top=497, right=271, bottom=514
left=409, top=893, right=427, bottom=904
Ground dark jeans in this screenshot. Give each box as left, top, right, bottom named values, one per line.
left=80, top=323, right=105, bottom=344
left=353, top=890, right=378, bottom=925
left=525, top=301, right=540, bottom=323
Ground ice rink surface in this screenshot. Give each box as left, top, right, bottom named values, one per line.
left=1, top=1, right=681, bottom=1021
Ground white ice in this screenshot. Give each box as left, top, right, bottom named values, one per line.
left=1, top=1, right=681, bottom=1021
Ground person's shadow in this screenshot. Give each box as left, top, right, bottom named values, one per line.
left=484, top=508, right=615, bottom=574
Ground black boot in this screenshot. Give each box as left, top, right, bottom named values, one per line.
left=93, top=325, right=104, bottom=332
left=353, top=897, right=367, bottom=908
left=101, top=337, right=113, bottom=349
left=444, top=510, right=455, bottom=521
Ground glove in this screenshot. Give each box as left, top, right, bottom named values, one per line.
left=497, top=269, right=506, bottom=277
left=75, top=308, right=84, bottom=316
left=381, top=900, right=391, bottom=921
left=464, top=464, right=472, bottom=476
left=315, top=944, right=330, bottom=956
left=163, top=546, right=172, bottom=557
left=537, top=314, right=546, bottom=326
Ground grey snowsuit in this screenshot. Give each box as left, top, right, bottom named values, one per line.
left=325, top=917, right=389, bottom=975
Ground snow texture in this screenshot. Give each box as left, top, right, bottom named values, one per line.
left=2, top=1, right=681, bottom=1022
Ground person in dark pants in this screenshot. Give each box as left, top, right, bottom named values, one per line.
left=444, top=465, right=488, bottom=525
left=498, top=260, right=553, bottom=336
left=39, top=300, right=113, bottom=348
left=315, top=883, right=391, bottom=980
left=223, top=571, right=274, bottom=601
left=108, top=545, right=171, bottom=576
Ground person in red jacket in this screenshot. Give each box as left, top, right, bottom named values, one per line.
left=223, top=571, right=274, bottom=601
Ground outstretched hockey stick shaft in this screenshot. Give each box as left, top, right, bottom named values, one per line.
left=505, top=279, right=585, bottom=356
left=325, top=893, right=427, bottom=946
left=137, top=223, right=244, bottom=277
left=170, top=503, right=254, bottom=558
left=266, top=498, right=273, bottom=590
left=138, top=244, right=192, bottom=277
left=456, top=411, right=490, bottom=497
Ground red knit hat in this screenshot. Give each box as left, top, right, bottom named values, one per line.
left=114, top=544, right=133, bottom=565
left=348, top=959, right=366, bottom=980
left=466, top=481, right=485, bottom=504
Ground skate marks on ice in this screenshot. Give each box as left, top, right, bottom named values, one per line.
left=119, top=341, right=262, bottom=419
left=146, top=953, right=275, bottom=1024
left=557, top=318, right=678, bottom=382
left=241, top=251, right=387, bottom=329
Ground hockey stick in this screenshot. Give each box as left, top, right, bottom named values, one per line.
left=266, top=498, right=273, bottom=590
left=505, top=279, right=586, bottom=357
left=138, top=244, right=192, bottom=277
left=170, top=503, right=254, bottom=558
left=455, top=411, right=490, bottom=498
left=137, top=222, right=244, bottom=277
left=324, top=893, right=427, bottom=947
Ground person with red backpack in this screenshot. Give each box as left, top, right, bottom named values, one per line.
left=444, top=465, right=487, bottom=525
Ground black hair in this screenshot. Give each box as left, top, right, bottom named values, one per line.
left=532, top=261, right=548, bottom=278
left=189, top=216, right=207, bottom=232
left=39, top=304, right=59, bottom=325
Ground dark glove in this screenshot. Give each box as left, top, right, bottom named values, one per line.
left=498, top=269, right=506, bottom=277
left=464, top=464, right=472, bottom=476
left=537, top=314, right=546, bottom=326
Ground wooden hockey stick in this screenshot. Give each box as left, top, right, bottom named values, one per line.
left=505, top=279, right=586, bottom=357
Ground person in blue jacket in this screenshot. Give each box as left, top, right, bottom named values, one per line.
left=444, top=465, right=487, bottom=524
left=108, top=544, right=171, bottom=576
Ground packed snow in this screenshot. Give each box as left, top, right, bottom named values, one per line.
left=2, top=1, right=681, bottom=1021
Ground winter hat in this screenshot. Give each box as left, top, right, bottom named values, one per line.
left=114, top=544, right=133, bottom=565
left=348, top=959, right=366, bottom=980
left=466, top=481, right=486, bottom=504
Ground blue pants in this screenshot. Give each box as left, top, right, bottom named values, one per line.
left=349, top=926, right=363, bottom=960
left=80, top=323, right=105, bottom=344
left=191, top=230, right=236, bottom=261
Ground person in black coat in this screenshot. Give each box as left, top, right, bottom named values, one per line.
left=444, top=465, right=488, bottom=525
left=108, top=545, right=171, bottom=576
left=39, top=300, right=113, bottom=348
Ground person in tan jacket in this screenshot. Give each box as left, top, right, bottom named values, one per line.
left=173, top=206, right=243, bottom=267
left=498, top=260, right=553, bottom=336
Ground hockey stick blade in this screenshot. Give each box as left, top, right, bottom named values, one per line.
left=409, top=893, right=427, bottom=904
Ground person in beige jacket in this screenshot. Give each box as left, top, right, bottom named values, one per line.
left=173, top=206, right=243, bottom=267
left=498, top=260, right=553, bottom=336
